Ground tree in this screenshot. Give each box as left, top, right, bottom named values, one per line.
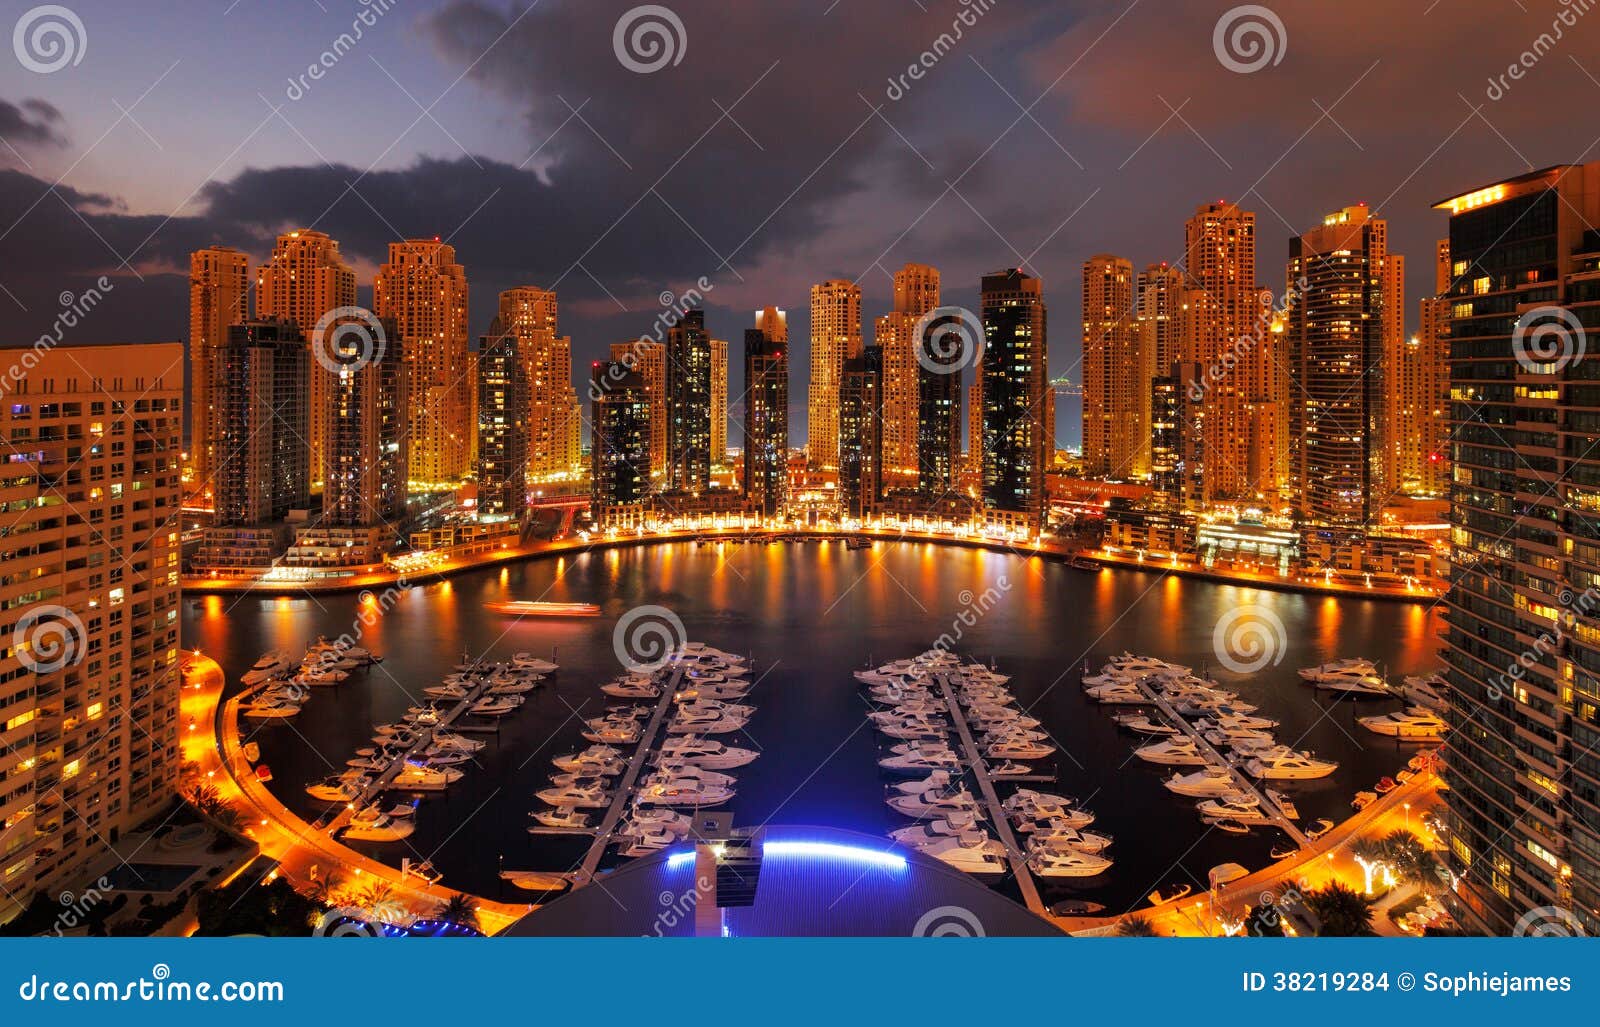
left=1348, top=838, right=1392, bottom=895
left=194, top=877, right=320, bottom=937
left=1303, top=882, right=1376, bottom=937
left=1243, top=903, right=1285, bottom=937
left=1113, top=914, right=1158, bottom=937
left=435, top=892, right=481, bottom=932
left=1380, top=830, right=1433, bottom=884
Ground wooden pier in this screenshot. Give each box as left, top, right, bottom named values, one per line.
left=571, top=663, right=687, bottom=885
left=936, top=671, right=1045, bottom=915
left=1129, top=676, right=1308, bottom=846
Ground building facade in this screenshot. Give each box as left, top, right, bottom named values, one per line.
left=187, top=246, right=250, bottom=498
left=1081, top=254, right=1145, bottom=478
left=665, top=309, right=713, bottom=494
left=711, top=337, right=728, bottom=468
left=590, top=361, right=652, bottom=522
left=741, top=320, right=789, bottom=518
left=611, top=339, right=668, bottom=485
left=476, top=319, right=530, bottom=520
left=980, top=268, right=1049, bottom=530
left=875, top=264, right=940, bottom=489
left=808, top=279, right=863, bottom=472
left=840, top=346, right=885, bottom=520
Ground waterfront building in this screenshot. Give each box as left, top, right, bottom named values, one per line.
left=742, top=315, right=789, bottom=518
left=197, top=319, right=310, bottom=570
left=980, top=268, right=1049, bottom=532
left=711, top=337, right=729, bottom=467
left=0, top=343, right=184, bottom=919
left=1286, top=205, right=1398, bottom=527
left=1394, top=238, right=1452, bottom=495
left=255, top=230, right=357, bottom=488
left=1435, top=161, right=1600, bottom=936
left=1081, top=254, right=1146, bottom=478
left=665, top=309, right=713, bottom=494
left=875, top=263, right=940, bottom=489
left=611, top=339, right=668, bottom=484
left=840, top=346, right=885, bottom=519
left=808, top=279, right=863, bottom=472
left=476, top=318, right=530, bottom=520
left=497, top=287, right=574, bottom=482
left=591, top=361, right=652, bottom=524
left=187, top=246, right=250, bottom=498
left=916, top=311, right=965, bottom=498
left=374, top=239, right=470, bottom=488
left=1150, top=359, right=1207, bottom=508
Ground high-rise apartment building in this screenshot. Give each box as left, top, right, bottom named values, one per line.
left=980, top=269, right=1049, bottom=529
left=187, top=246, right=250, bottom=497
left=476, top=318, right=530, bottom=520
left=665, top=309, right=713, bottom=494
left=374, top=239, right=470, bottom=487
left=808, top=279, right=863, bottom=472
left=1150, top=361, right=1206, bottom=508
left=0, top=343, right=184, bottom=918
left=1138, top=262, right=1184, bottom=377
left=1081, top=254, right=1148, bottom=478
left=1436, top=162, right=1600, bottom=936
left=917, top=311, right=965, bottom=497
left=711, top=338, right=728, bottom=467
left=875, top=264, right=940, bottom=488
left=742, top=316, right=789, bottom=518
left=590, top=361, right=652, bottom=518
left=1394, top=238, right=1451, bottom=495
left=840, top=346, right=885, bottom=520
left=255, top=230, right=357, bottom=488
left=611, top=340, right=668, bottom=484
left=497, top=287, right=575, bottom=481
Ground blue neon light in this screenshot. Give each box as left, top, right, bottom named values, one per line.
left=665, top=850, right=695, bottom=867
left=762, top=840, right=907, bottom=870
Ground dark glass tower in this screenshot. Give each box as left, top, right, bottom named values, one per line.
left=591, top=361, right=652, bottom=514
left=666, top=309, right=713, bottom=494
left=742, top=324, right=789, bottom=518
left=980, top=269, right=1048, bottom=527
left=476, top=317, right=529, bottom=519
left=840, top=346, right=885, bottom=519
left=916, top=313, right=964, bottom=498
left=211, top=318, right=309, bottom=526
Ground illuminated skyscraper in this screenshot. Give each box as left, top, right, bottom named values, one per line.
left=875, top=263, right=940, bottom=488
left=808, top=279, right=862, bottom=472
left=840, top=346, right=885, bottom=520
left=917, top=312, right=965, bottom=497
left=1435, top=162, right=1600, bottom=936
left=255, top=230, right=357, bottom=488
left=742, top=314, right=788, bottom=517
left=187, top=246, right=250, bottom=495
left=1081, top=254, right=1146, bottom=478
left=711, top=337, right=729, bottom=466
left=1394, top=238, right=1451, bottom=495
left=591, top=361, right=651, bottom=516
left=374, top=239, right=470, bottom=487
left=665, top=309, right=713, bottom=494
left=980, top=268, right=1048, bottom=529
left=0, top=343, right=183, bottom=919
left=476, top=318, right=529, bottom=519
left=497, top=287, right=574, bottom=481
left=611, top=340, right=667, bottom=484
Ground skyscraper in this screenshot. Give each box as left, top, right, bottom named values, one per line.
left=1137, top=262, right=1184, bottom=378
left=374, top=239, right=470, bottom=487
left=319, top=314, right=408, bottom=538
left=711, top=338, right=729, bottom=468
left=1394, top=238, right=1451, bottom=495
left=611, top=340, right=668, bottom=484
left=808, top=279, right=862, bottom=472
left=591, top=361, right=652, bottom=518
left=188, top=246, right=250, bottom=496
left=875, top=264, right=940, bottom=488
left=1286, top=204, right=1397, bottom=526
left=917, top=311, right=965, bottom=497
left=0, top=343, right=184, bottom=920
left=476, top=318, right=530, bottom=520
left=665, top=308, right=713, bottom=494
left=840, top=346, right=885, bottom=520
left=497, top=287, right=573, bottom=481
left=742, top=315, right=789, bottom=518
left=980, top=269, right=1049, bottom=529
left=255, top=229, right=357, bottom=488
left=1081, top=254, right=1146, bottom=478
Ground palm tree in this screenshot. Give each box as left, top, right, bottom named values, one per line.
left=303, top=873, right=343, bottom=907
left=1303, top=881, right=1376, bottom=936
left=1380, top=830, right=1431, bottom=883
left=1113, top=914, right=1158, bottom=937
left=1348, top=838, right=1392, bottom=895
left=436, top=892, right=481, bottom=932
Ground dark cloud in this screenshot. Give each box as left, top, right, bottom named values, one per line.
left=0, top=98, right=68, bottom=149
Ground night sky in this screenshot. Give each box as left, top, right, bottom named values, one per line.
left=2, top=0, right=1597, bottom=447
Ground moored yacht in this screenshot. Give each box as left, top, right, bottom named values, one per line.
left=1028, top=847, right=1112, bottom=878
left=1357, top=707, right=1447, bottom=741
left=1299, top=658, right=1389, bottom=696
left=1163, top=765, right=1236, bottom=797
left=913, top=832, right=1008, bottom=874
left=1133, top=738, right=1208, bottom=766
left=1243, top=748, right=1338, bottom=780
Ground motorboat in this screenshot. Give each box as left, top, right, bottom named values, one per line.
left=878, top=742, right=961, bottom=774
left=1357, top=707, right=1447, bottom=741
left=1196, top=711, right=1279, bottom=732
left=676, top=699, right=754, bottom=719
left=617, top=827, right=678, bottom=857
left=342, top=812, right=415, bottom=842
left=876, top=719, right=949, bottom=741
left=602, top=677, right=661, bottom=699
left=986, top=761, right=1034, bottom=778
left=887, top=770, right=956, bottom=796
left=1026, top=826, right=1113, bottom=854
left=532, top=805, right=593, bottom=829
left=675, top=682, right=751, bottom=703
left=1133, top=738, right=1208, bottom=766
left=655, top=736, right=758, bottom=769
left=986, top=738, right=1055, bottom=760
left=489, top=677, right=541, bottom=695
left=626, top=807, right=693, bottom=835
left=1085, top=682, right=1147, bottom=704
left=1398, top=672, right=1449, bottom=712
left=555, top=754, right=626, bottom=776
left=549, top=771, right=614, bottom=790
left=471, top=695, right=523, bottom=716
left=511, top=653, right=559, bottom=673
left=1113, top=712, right=1177, bottom=735
left=1243, top=748, right=1338, bottom=780
left=1196, top=792, right=1268, bottom=821
left=389, top=765, right=463, bottom=791
left=913, top=832, right=1008, bottom=874
left=536, top=784, right=610, bottom=809
left=1003, top=790, right=1094, bottom=827
left=636, top=777, right=734, bottom=807
left=499, top=870, right=572, bottom=892
left=1202, top=726, right=1276, bottom=749
left=423, top=681, right=471, bottom=700
left=306, top=775, right=369, bottom=802
left=1299, top=658, right=1389, bottom=696
left=649, top=762, right=736, bottom=788
left=887, top=788, right=981, bottom=818
left=1164, top=766, right=1236, bottom=797
left=242, top=698, right=302, bottom=720
left=1028, top=847, right=1112, bottom=878
left=665, top=713, right=746, bottom=735
left=242, top=650, right=292, bottom=685
left=888, top=813, right=984, bottom=846
left=1205, top=818, right=1252, bottom=834
left=583, top=720, right=643, bottom=745
left=431, top=732, right=484, bottom=753
left=295, top=667, right=348, bottom=686
left=1265, top=789, right=1299, bottom=819
left=402, top=859, right=443, bottom=886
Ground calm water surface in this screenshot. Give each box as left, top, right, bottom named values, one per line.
left=183, top=540, right=1443, bottom=913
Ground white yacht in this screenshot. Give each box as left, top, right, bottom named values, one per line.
left=1196, top=711, right=1279, bottom=731
left=1028, top=848, right=1112, bottom=878
left=1299, top=658, right=1389, bottom=696
left=1398, top=672, right=1449, bottom=712
left=552, top=746, right=623, bottom=772
left=1244, top=748, right=1338, bottom=780
left=986, top=738, right=1055, bottom=760
left=1133, top=738, right=1208, bottom=766
left=648, top=762, right=735, bottom=788
left=1026, top=826, right=1113, bottom=854
left=512, top=653, right=559, bottom=673
left=471, top=695, right=523, bottom=716
left=656, top=736, right=758, bottom=769
left=888, top=814, right=983, bottom=846
left=1085, top=682, right=1147, bottom=704
left=423, top=681, right=471, bottom=700
left=602, top=677, right=660, bottom=699
left=241, top=650, right=293, bottom=685
left=532, top=805, right=593, bottom=830
left=617, top=827, right=678, bottom=857
left=389, top=765, right=463, bottom=791
left=242, top=698, right=302, bottom=720
left=914, top=832, right=1008, bottom=874
left=887, top=788, right=981, bottom=818
left=877, top=720, right=949, bottom=742
left=1196, top=792, right=1268, bottom=821
left=887, top=770, right=956, bottom=796
left=665, top=712, right=747, bottom=735
left=625, top=807, right=693, bottom=835
left=1358, top=707, right=1448, bottom=741
left=1003, top=790, right=1094, bottom=827
left=583, top=719, right=643, bottom=745
left=306, top=775, right=368, bottom=802
left=1113, top=712, right=1177, bottom=735
left=636, top=777, right=735, bottom=807
left=878, top=745, right=961, bottom=774
left=1163, top=765, right=1236, bottom=797
left=342, top=812, right=415, bottom=842
left=536, top=784, right=610, bottom=808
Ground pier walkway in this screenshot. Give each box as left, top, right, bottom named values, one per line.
left=936, top=671, right=1045, bottom=915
